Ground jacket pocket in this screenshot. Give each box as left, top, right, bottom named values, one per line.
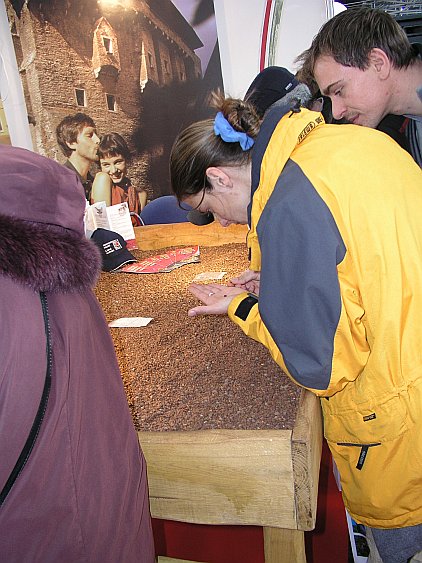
left=322, top=393, right=408, bottom=446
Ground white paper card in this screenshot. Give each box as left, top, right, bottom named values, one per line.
left=108, top=317, right=153, bottom=328
left=192, top=271, right=227, bottom=281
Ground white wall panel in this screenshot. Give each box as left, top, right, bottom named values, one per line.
left=214, top=0, right=335, bottom=98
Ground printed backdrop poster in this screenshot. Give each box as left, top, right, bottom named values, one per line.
left=4, top=0, right=223, bottom=198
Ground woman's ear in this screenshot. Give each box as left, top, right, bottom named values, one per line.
left=206, top=167, right=232, bottom=190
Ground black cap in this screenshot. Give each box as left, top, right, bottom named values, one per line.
left=186, top=209, right=214, bottom=226
left=244, top=66, right=299, bottom=116
left=91, top=228, right=137, bottom=272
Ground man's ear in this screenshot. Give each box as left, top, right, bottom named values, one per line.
left=368, top=48, right=391, bottom=79
left=66, top=140, right=77, bottom=152
left=205, top=167, right=232, bottom=190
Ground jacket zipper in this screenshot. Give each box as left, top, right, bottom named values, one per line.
left=0, top=292, right=52, bottom=507
left=336, top=442, right=381, bottom=470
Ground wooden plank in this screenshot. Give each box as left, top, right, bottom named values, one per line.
left=138, top=428, right=297, bottom=528
left=291, top=391, right=323, bottom=530
left=135, top=222, right=248, bottom=250
left=158, top=558, right=204, bottom=563
left=138, top=391, right=322, bottom=531
left=263, top=528, right=306, bottom=563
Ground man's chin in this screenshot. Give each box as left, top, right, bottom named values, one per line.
left=349, top=115, right=378, bottom=128
left=332, top=116, right=352, bottom=125
left=347, top=115, right=361, bottom=125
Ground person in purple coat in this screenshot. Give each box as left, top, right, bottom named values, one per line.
left=0, top=145, right=155, bottom=563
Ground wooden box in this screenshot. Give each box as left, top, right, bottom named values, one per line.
left=117, top=222, right=323, bottom=562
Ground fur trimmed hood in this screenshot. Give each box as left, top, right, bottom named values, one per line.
left=0, top=214, right=101, bottom=293
left=0, top=145, right=100, bottom=292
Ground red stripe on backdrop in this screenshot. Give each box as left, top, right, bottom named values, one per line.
left=152, top=440, right=349, bottom=562
left=260, top=0, right=273, bottom=71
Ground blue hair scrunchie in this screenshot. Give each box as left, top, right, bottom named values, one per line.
left=213, top=112, right=255, bottom=151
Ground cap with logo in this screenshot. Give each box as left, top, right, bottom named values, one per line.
left=244, top=66, right=299, bottom=117
left=91, top=228, right=136, bottom=272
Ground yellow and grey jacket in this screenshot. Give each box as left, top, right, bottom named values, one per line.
left=228, top=106, right=422, bottom=528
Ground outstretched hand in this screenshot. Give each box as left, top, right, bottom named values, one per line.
left=188, top=283, right=245, bottom=317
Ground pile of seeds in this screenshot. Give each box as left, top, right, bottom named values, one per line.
left=94, top=243, right=301, bottom=432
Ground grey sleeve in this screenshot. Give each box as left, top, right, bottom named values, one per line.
left=257, top=160, right=346, bottom=390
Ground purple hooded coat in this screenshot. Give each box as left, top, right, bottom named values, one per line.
left=0, top=145, right=155, bottom=562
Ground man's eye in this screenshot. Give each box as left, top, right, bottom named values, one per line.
left=334, top=88, right=342, bottom=96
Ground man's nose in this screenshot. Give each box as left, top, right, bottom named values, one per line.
left=93, top=133, right=100, bottom=144
left=330, top=97, right=347, bottom=120
left=109, top=164, right=116, bottom=174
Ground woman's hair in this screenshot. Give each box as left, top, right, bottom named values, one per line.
left=170, top=91, right=261, bottom=201
left=98, top=132, right=131, bottom=161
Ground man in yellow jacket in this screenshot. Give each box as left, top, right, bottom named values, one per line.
left=170, top=91, right=422, bottom=562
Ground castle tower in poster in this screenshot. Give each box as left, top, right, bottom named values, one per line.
left=5, top=0, right=213, bottom=197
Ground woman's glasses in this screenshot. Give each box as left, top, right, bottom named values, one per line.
left=178, top=175, right=207, bottom=211
left=178, top=176, right=214, bottom=225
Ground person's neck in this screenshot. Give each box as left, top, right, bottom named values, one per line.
left=68, top=153, right=91, bottom=180
left=390, top=60, right=422, bottom=116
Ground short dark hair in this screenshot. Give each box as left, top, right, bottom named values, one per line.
left=56, top=112, right=96, bottom=157
left=296, top=8, right=416, bottom=87
left=97, top=132, right=131, bottom=161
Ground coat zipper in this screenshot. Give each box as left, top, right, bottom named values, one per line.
left=336, top=442, right=381, bottom=470
left=0, top=292, right=52, bottom=507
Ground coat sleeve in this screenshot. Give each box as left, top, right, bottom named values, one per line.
left=228, top=166, right=370, bottom=395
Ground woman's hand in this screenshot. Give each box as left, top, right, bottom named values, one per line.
left=188, top=283, right=245, bottom=317
left=228, top=269, right=260, bottom=295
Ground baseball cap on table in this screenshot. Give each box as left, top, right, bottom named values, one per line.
left=244, top=66, right=299, bottom=116
left=91, top=228, right=136, bottom=272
